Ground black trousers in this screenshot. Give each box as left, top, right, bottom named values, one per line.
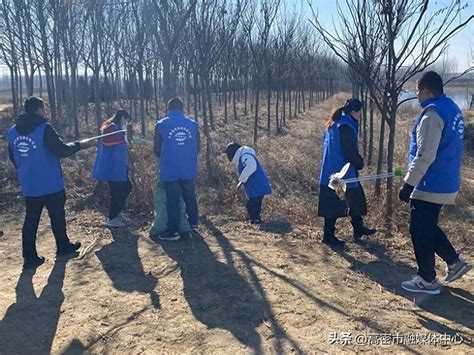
left=108, top=180, right=132, bottom=219
left=23, top=190, right=70, bottom=259
left=164, top=180, right=199, bottom=233
left=323, top=215, right=364, bottom=237
left=247, top=196, right=264, bottom=222
left=410, top=199, right=459, bottom=282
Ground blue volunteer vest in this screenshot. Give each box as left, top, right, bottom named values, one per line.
left=238, top=152, right=272, bottom=199
left=409, top=95, right=463, bottom=193
left=320, top=114, right=359, bottom=189
left=157, top=110, right=198, bottom=182
left=7, top=122, right=64, bottom=197
left=93, top=123, right=128, bottom=182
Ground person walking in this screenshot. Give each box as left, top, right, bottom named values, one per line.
left=318, top=98, right=376, bottom=249
left=399, top=71, right=471, bottom=295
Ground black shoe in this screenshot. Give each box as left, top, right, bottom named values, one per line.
left=354, top=226, right=377, bottom=241
left=57, top=242, right=81, bottom=256
left=23, top=256, right=45, bottom=270
left=250, top=219, right=262, bottom=225
left=159, top=231, right=181, bottom=242
left=322, top=235, right=346, bottom=250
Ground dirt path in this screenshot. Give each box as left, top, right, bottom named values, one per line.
left=0, top=208, right=472, bottom=354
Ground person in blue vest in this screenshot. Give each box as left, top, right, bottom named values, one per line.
left=154, top=97, right=200, bottom=241
left=93, top=109, right=132, bottom=228
left=7, top=97, right=84, bottom=269
left=399, top=71, right=471, bottom=295
left=318, top=99, right=376, bottom=249
left=225, top=142, right=272, bottom=224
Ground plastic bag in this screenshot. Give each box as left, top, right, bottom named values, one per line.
left=149, top=181, right=191, bottom=236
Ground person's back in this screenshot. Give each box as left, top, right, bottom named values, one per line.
left=7, top=97, right=84, bottom=269
left=7, top=113, right=64, bottom=197
left=157, top=110, right=198, bottom=182
left=154, top=98, right=200, bottom=241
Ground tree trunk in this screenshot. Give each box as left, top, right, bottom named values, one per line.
left=138, top=61, right=146, bottom=136
left=232, top=78, right=238, bottom=120
left=375, top=114, right=386, bottom=197
left=385, top=109, right=397, bottom=221
left=368, top=98, right=374, bottom=166
left=266, top=85, right=271, bottom=131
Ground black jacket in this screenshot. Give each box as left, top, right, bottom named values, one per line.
left=8, top=113, right=80, bottom=168
left=338, top=124, right=364, bottom=170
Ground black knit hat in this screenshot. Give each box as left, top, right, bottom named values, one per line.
left=225, top=142, right=242, bottom=161
left=167, top=97, right=184, bottom=111
left=24, top=96, right=44, bottom=114
left=343, top=99, right=363, bottom=113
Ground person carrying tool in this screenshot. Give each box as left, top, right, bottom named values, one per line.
left=225, top=142, right=272, bottom=224
left=154, top=98, right=200, bottom=241
left=318, top=98, right=376, bottom=249
left=93, top=109, right=132, bottom=228
left=399, top=71, right=471, bottom=295
left=7, top=97, right=86, bottom=269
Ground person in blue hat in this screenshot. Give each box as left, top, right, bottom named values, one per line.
left=226, top=142, right=272, bottom=224
left=318, top=98, right=376, bottom=249
left=93, top=109, right=132, bottom=228
left=399, top=71, right=471, bottom=295
left=7, top=97, right=84, bottom=269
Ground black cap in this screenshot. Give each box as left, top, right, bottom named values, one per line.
left=225, top=142, right=241, bottom=161
left=343, top=99, right=363, bottom=113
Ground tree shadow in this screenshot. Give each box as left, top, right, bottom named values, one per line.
left=203, top=218, right=436, bottom=354
left=151, top=229, right=265, bottom=353
left=96, top=228, right=160, bottom=309
left=337, top=239, right=474, bottom=337
left=0, top=256, right=74, bottom=353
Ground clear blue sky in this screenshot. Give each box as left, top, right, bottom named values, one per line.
left=285, top=0, right=473, bottom=70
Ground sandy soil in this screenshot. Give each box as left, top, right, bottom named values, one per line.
left=0, top=208, right=472, bottom=354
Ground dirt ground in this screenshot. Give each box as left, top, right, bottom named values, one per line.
left=0, top=97, right=473, bottom=354
left=0, top=210, right=473, bottom=354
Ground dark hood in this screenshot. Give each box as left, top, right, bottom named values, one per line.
left=15, top=112, right=47, bottom=135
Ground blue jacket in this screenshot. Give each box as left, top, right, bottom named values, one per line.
left=93, top=123, right=128, bottom=182
left=320, top=114, right=359, bottom=189
left=7, top=122, right=64, bottom=197
left=237, top=149, right=272, bottom=199
left=409, top=95, right=463, bottom=193
left=156, top=110, right=198, bottom=182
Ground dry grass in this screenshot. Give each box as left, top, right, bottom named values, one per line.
left=1, top=94, right=473, bottom=353
left=1, top=94, right=473, bottom=250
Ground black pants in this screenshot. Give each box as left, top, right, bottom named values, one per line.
left=23, top=190, right=70, bottom=259
left=410, top=199, right=459, bottom=282
left=164, top=180, right=198, bottom=233
left=247, top=196, right=264, bottom=222
left=108, top=180, right=132, bottom=219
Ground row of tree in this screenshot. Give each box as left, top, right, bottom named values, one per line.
left=1, top=0, right=472, bottom=219
left=0, top=0, right=346, bottom=136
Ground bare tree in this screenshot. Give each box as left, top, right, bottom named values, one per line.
left=310, top=0, right=474, bottom=220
